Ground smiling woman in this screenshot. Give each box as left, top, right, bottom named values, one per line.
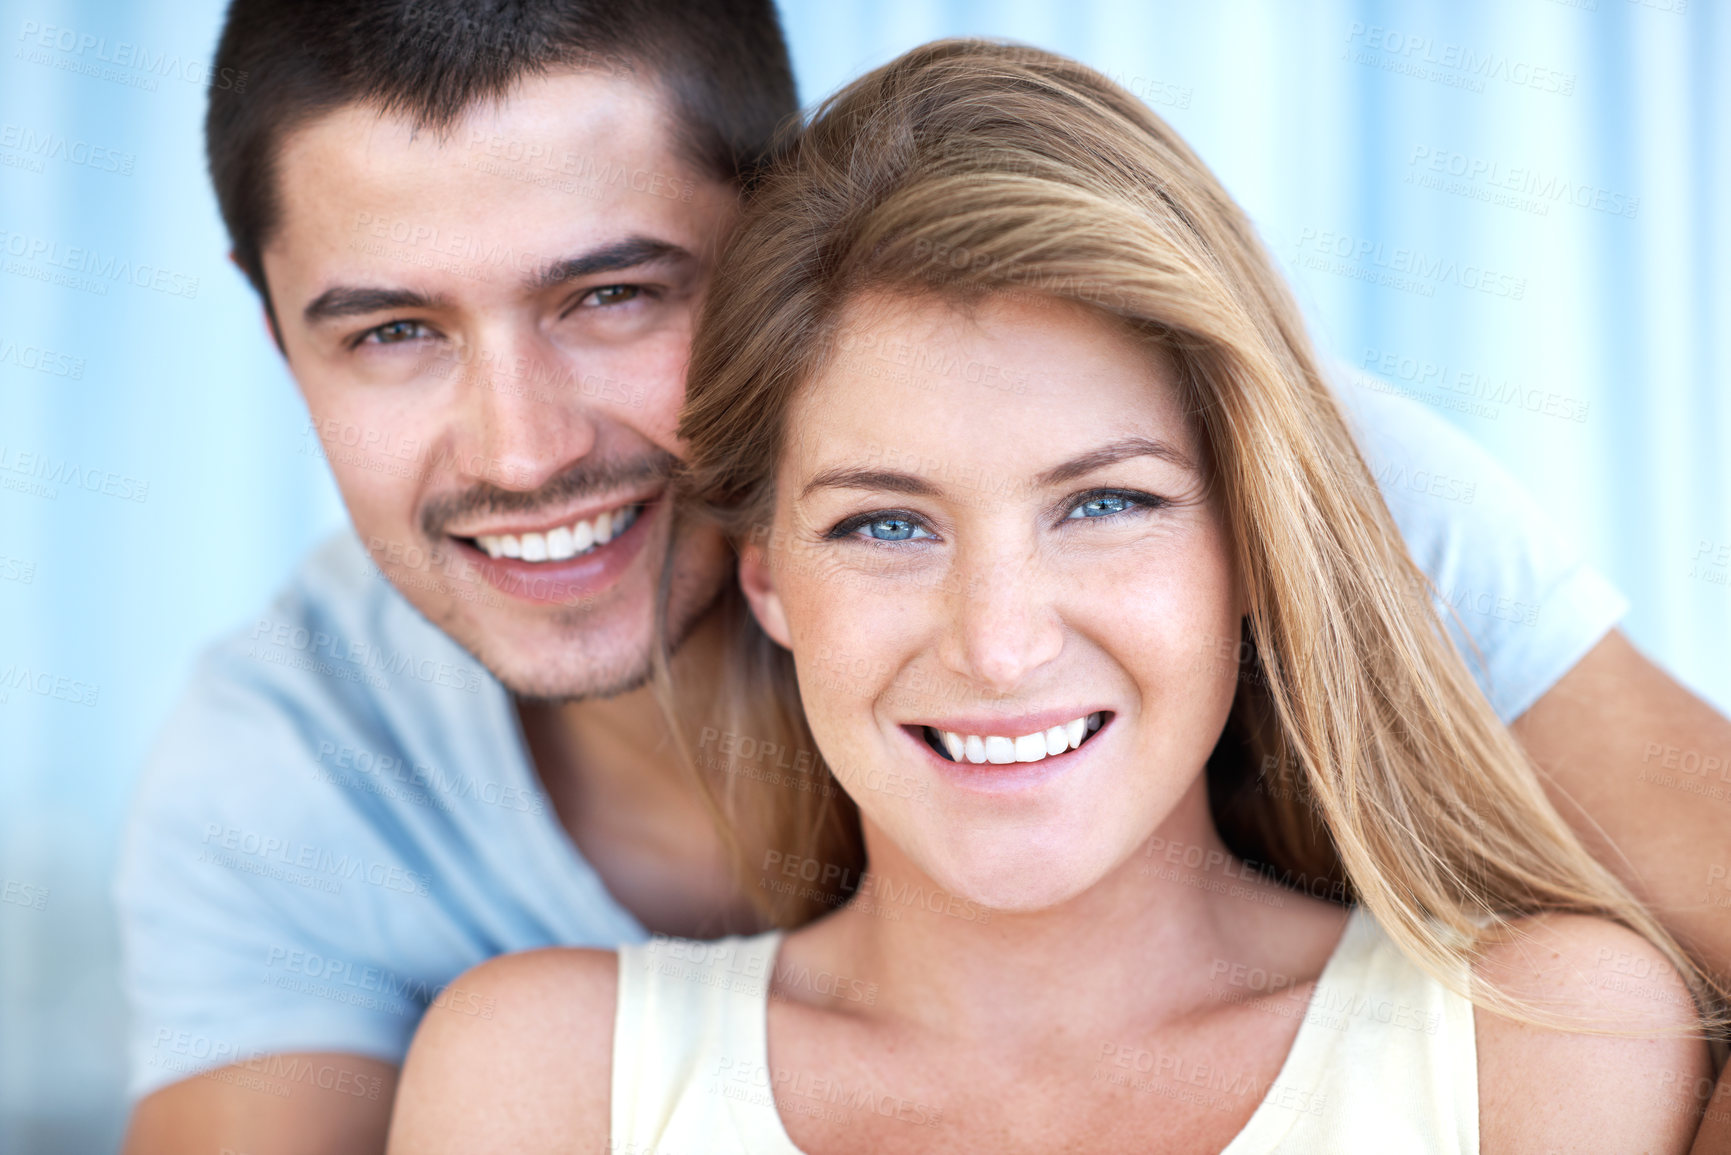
left=666, top=39, right=1718, bottom=1150
left=386, top=39, right=1718, bottom=1155
left=735, top=291, right=1247, bottom=917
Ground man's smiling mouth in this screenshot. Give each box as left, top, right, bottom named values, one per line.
left=454, top=499, right=645, bottom=563
left=922, top=713, right=1107, bottom=766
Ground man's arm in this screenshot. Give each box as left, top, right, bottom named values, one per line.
left=123, top=1055, right=397, bottom=1155
left=1514, top=630, right=1731, bottom=974
left=1510, top=630, right=1731, bottom=1152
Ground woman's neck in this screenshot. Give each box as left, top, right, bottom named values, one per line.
left=797, top=777, right=1271, bottom=1039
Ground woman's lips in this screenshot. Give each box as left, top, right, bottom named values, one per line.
left=918, top=712, right=1109, bottom=766
left=446, top=496, right=658, bottom=607
left=902, top=712, right=1113, bottom=795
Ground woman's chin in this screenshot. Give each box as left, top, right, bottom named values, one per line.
left=918, top=841, right=1118, bottom=916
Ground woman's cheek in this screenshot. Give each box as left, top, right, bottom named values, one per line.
left=1093, top=556, right=1239, bottom=704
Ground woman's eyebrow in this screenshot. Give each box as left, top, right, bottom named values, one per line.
left=1035, top=436, right=1197, bottom=486
left=799, top=467, right=941, bottom=500
left=800, top=437, right=1194, bottom=500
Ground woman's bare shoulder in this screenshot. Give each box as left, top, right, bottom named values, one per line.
left=387, top=946, right=619, bottom=1155
left=1473, top=913, right=1710, bottom=1152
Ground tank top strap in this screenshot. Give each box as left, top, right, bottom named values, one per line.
left=613, top=930, right=802, bottom=1154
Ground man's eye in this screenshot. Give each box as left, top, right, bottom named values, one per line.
left=1065, top=491, right=1157, bottom=520
left=831, top=513, right=937, bottom=543
left=584, top=284, right=642, bottom=307
left=360, top=320, right=432, bottom=345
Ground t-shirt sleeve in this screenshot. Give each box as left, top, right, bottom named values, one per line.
left=1337, top=373, right=1628, bottom=721
left=113, top=647, right=434, bottom=1100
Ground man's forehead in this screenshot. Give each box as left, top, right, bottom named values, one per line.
left=264, top=66, right=725, bottom=291
left=279, top=66, right=688, bottom=184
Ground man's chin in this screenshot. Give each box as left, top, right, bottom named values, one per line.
left=499, top=661, right=654, bottom=706
left=416, top=557, right=729, bottom=705
left=432, top=594, right=657, bottom=703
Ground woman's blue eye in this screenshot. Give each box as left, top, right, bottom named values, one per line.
left=859, top=516, right=930, bottom=541
left=1069, top=494, right=1135, bottom=519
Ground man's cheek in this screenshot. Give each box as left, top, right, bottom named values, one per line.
left=318, top=433, right=430, bottom=552
left=608, top=336, right=693, bottom=455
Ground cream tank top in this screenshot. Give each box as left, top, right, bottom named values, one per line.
left=611, top=907, right=1479, bottom=1153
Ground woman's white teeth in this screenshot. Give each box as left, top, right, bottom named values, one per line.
left=475, top=504, right=639, bottom=563
left=936, top=713, right=1103, bottom=765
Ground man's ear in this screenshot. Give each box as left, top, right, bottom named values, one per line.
left=738, top=534, right=793, bottom=651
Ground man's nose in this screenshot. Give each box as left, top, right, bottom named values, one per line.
left=450, top=327, right=598, bottom=492
left=937, top=544, right=1065, bottom=692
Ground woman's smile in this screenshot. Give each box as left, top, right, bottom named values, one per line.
left=902, top=709, right=1115, bottom=794
left=916, top=709, right=1108, bottom=766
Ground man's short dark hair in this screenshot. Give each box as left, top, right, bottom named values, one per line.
left=207, top=0, right=797, bottom=308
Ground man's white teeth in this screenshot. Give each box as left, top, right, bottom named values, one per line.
left=935, top=713, right=1103, bottom=766
left=474, top=504, right=640, bottom=563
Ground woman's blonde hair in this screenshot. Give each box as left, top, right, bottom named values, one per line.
left=657, top=38, right=1721, bottom=1028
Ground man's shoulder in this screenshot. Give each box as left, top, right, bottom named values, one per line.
left=1333, top=366, right=1536, bottom=520
left=1333, top=366, right=1628, bottom=720
left=165, top=530, right=494, bottom=762
left=123, top=529, right=514, bottom=859
left=213, top=529, right=492, bottom=712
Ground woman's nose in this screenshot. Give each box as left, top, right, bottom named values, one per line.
left=938, top=548, right=1065, bottom=692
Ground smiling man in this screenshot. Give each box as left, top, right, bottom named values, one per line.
left=116, top=3, right=1731, bottom=1153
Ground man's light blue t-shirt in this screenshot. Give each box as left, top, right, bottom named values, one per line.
left=113, top=380, right=1627, bottom=1098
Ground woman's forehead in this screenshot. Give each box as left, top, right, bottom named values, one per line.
left=789, top=290, right=1200, bottom=458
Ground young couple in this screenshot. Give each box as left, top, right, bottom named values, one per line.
left=119, top=3, right=1731, bottom=1153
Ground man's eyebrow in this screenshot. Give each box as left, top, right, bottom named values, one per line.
left=299, top=237, right=691, bottom=326
left=302, top=286, right=450, bottom=325
left=530, top=236, right=690, bottom=290
left=1035, top=436, right=1198, bottom=487
left=800, top=467, right=942, bottom=501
